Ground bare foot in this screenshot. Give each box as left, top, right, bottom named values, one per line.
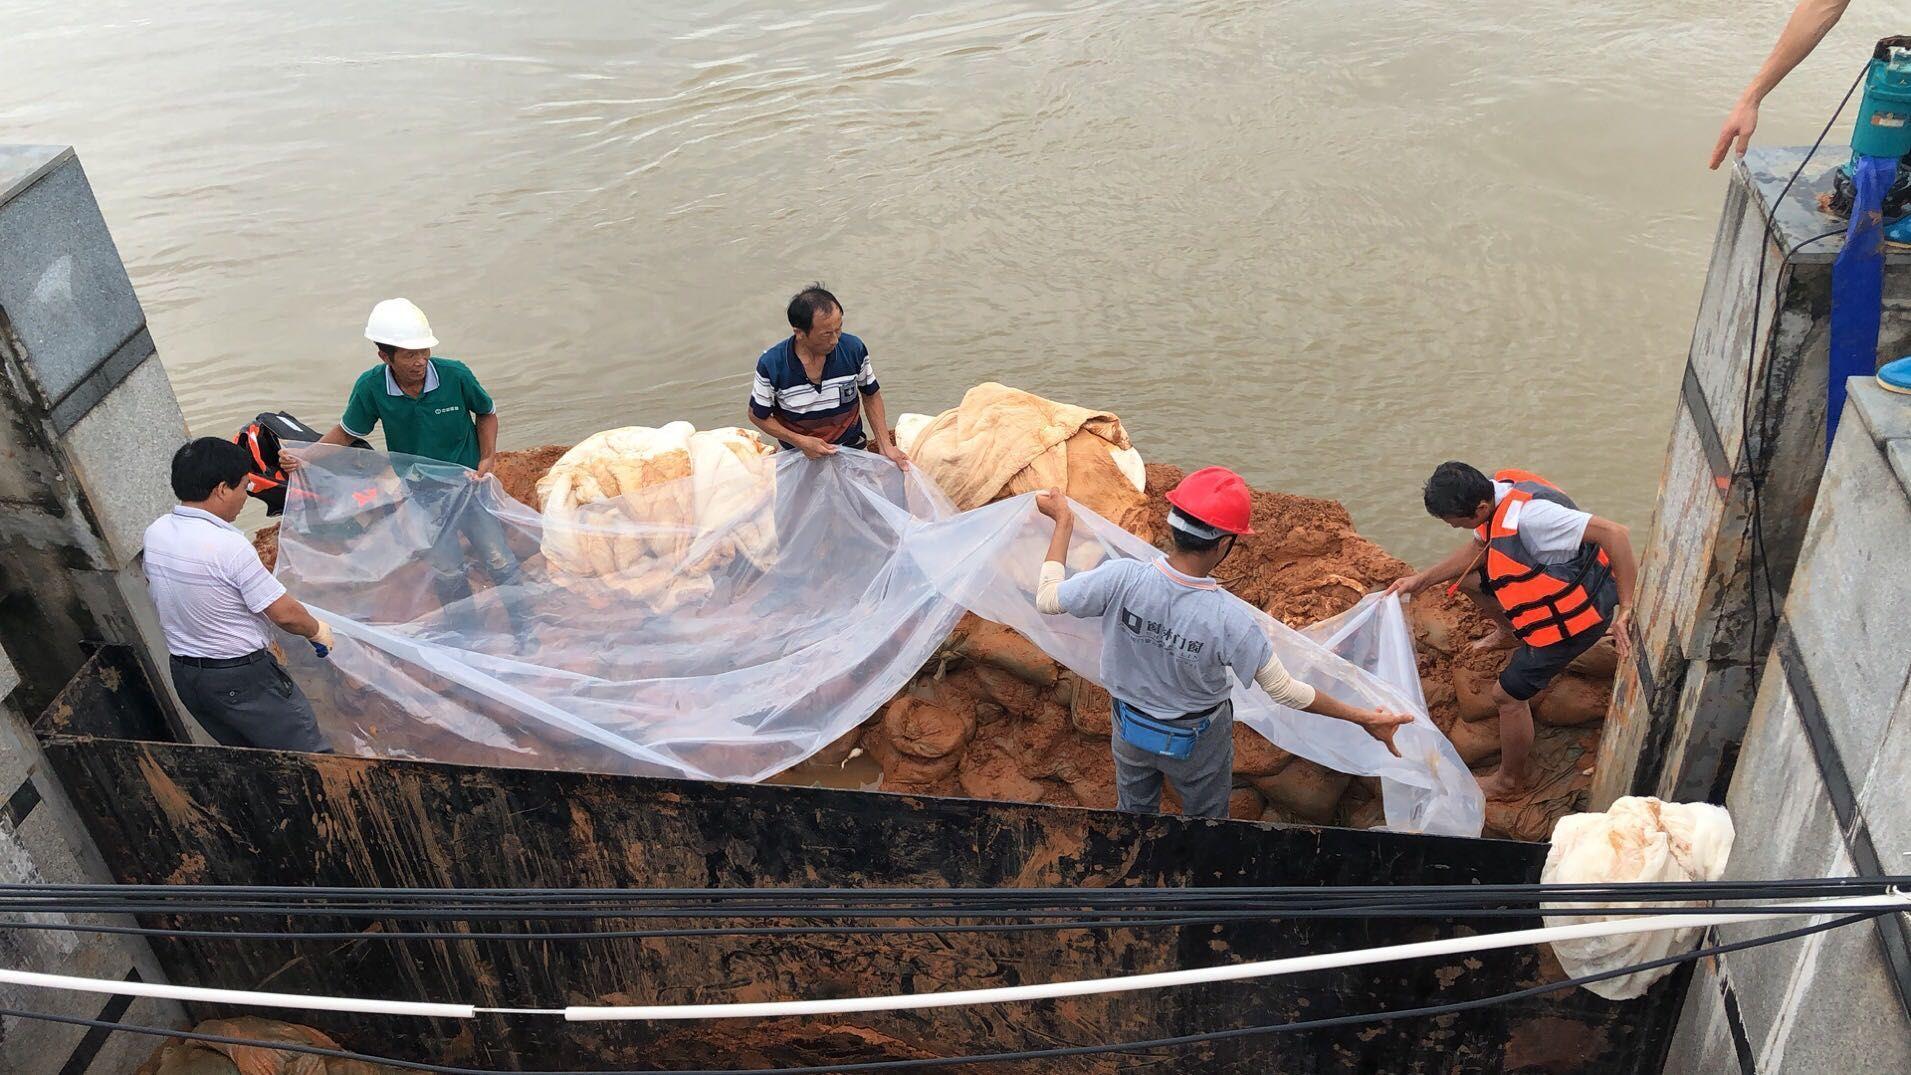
left=1470, top=626, right=1516, bottom=652
left=1477, top=770, right=1527, bottom=800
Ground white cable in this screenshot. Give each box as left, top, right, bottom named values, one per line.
left=564, top=892, right=1911, bottom=1021
left=2, top=893, right=1901, bottom=1023
left=0, top=966, right=480, bottom=1019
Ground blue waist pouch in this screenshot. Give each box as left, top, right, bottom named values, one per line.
left=1112, top=698, right=1216, bottom=760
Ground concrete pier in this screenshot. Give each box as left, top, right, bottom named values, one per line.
left=0, top=145, right=185, bottom=1069
left=1594, top=147, right=1911, bottom=808
left=1663, top=377, right=1911, bottom=1071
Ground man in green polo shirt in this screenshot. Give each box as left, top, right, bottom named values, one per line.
left=285, top=298, right=530, bottom=644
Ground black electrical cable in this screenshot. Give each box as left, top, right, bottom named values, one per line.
left=0, top=895, right=1890, bottom=924
left=0, top=877, right=1902, bottom=935
left=9, top=875, right=1904, bottom=896
left=0, top=875, right=1900, bottom=906
left=0, top=909, right=1882, bottom=1075
left=3, top=899, right=1905, bottom=945
left=0, top=881, right=1897, bottom=911
left=1735, top=60, right=1866, bottom=690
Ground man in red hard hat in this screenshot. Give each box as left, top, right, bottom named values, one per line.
left=1033, top=467, right=1410, bottom=819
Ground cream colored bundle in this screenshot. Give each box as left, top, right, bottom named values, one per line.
left=895, top=383, right=1148, bottom=535
left=535, top=423, right=777, bottom=610
left=1541, top=796, right=1735, bottom=1000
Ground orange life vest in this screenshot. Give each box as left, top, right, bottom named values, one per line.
left=1476, top=469, right=1614, bottom=649
left=236, top=421, right=288, bottom=500
left=231, top=412, right=360, bottom=517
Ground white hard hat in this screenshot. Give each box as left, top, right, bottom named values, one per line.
left=364, top=298, right=438, bottom=350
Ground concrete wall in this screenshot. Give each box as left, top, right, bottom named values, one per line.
left=1665, top=378, right=1911, bottom=1073
left=0, top=647, right=180, bottom=1071
left=0, top=145, right=187, bottom=1069
left=1594, top=147, right=1911, bottom=808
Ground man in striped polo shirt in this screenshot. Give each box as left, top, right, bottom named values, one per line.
left=746, top=284, right=909, bottom=467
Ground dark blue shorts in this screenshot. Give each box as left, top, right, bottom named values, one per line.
left=1499, top=620, right=1610, bottom=701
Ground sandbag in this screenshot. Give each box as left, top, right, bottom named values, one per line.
left=136, top=1016, right=401, bottom=1075
left=895, top=383, right=1148, bottom=532
left=535, top=423, right=778, bottom=610
left=1540, top=796, right=1735, bottom=999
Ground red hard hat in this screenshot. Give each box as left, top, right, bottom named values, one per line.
left=1164, top=466, right=1255, bottom=536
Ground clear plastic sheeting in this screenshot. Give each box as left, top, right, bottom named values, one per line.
left=278, top=444, right=1484, bottom=836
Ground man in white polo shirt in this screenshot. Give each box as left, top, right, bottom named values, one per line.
left=143, top=438, right=337, bottom=752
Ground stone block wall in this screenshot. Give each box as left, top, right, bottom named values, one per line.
left=0, top=144, right=187, bottom=1070
left=1665, top=379, right=1911, bottom=1072
left=1595, top=147, right=1911, bottom=808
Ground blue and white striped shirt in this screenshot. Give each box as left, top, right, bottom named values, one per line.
left=748, top=334, right=879, bottom=449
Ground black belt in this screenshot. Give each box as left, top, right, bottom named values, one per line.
left=1121, top=698, right=1228, bottom=724
left=170, top=650, right=267, bottom=669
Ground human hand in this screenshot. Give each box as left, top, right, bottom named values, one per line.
left=471, top=454, right=497, bottom=481
left=279, top=448, right=305, bottom=473
left=880, top=441, right=910, bottom=470
left=1611, top=606, right=1633, bottom=663
left=1034, top=488, right=1072, bottom=523
left=799, top=436, right=839, bottom=460
left=1361, top=708, right=1412, bottom=758
left=1384, top=573, right=1426, bottom=598
left=1710, top=97, right=1759, bottom=170
left=310, top=621, right=336, bottom=659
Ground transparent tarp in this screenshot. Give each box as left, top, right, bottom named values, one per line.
left=279, top=445, right=1483, bottom=836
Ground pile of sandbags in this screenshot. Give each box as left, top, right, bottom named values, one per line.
left=1405, top=597, right=1619, bottom=841
left=896, top=383, right=1149, bottom=534
left=857, top=611, right=1366, bottom=824
left=535, top=423, right=778, bottom=611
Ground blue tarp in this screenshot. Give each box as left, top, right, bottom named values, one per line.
left=1828, top=154, right=1899, bottom=449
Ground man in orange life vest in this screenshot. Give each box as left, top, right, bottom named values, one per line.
left=1387, top=462, right=1636, bottom=799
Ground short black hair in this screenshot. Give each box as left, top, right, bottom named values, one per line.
left=1168, top=527, right=1224, bottom=554
left=375, top=342, right=396, bottom=360
left=171, top=437, right=254, bottom=502
left=787, top=283, right=841, bottom=332
left=1423, top=461, right=1494, bottom=520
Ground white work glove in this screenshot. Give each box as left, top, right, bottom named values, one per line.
left=309, top=621, right=336, bottom=658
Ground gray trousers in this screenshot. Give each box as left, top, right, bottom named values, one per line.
left=170, top=653, right=331, bottom=753
left=1110, top=699, right=1236, bottom=819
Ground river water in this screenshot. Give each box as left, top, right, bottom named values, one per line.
left=7, top=1, right=1907, bottom=560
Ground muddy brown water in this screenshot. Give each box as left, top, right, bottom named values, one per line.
left=8, top=1, right=1905, bottom=562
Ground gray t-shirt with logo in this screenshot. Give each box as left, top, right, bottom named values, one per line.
left=1056, top=556, right=1274, bottom=719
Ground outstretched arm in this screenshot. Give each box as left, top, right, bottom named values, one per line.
left=279, top=426, right=356, bottom=472
left=263, top=593, right=335, bottom=654
left=1710, top=0, right=1853, bottom=169
left=473, top=412, right=499, bottom=478
left=1584, top=515, right=1637, bottom=659
left=861, top=388, right=909, bottom=468
left=1255, top=655, right=1411, bottom=757
left=1385, top=537, right=1487, bottom=596
left=1033, top=489, right=1074, bottom=614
